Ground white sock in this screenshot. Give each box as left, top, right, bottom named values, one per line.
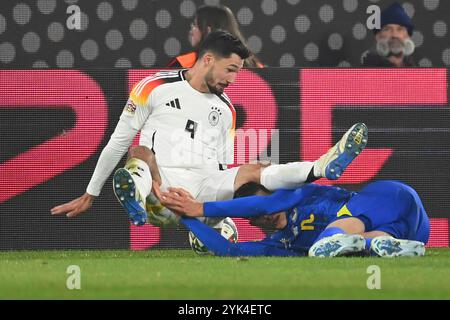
left=124, top=158, right=152, bottom=199
left=313, top=160, right=321, bottom=178
left=260, top=162, right=315, bottom=190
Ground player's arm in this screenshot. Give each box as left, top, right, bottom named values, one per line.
left=51, top=81, right=154, bottom=217
left=203, top=189, right=304, bottom=218
left=217, top=96, right=235, bottom=169
left=155, top=184, right=303, bottom=218
left=181, top=217, right=299, bottom=257
left=50, top=109, right=141, bottom=217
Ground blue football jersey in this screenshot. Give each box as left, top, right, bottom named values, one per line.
left=259, top=184, right=354, bottom=254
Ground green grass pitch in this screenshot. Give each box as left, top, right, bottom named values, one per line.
left=1, top=249, right=449, bottom=299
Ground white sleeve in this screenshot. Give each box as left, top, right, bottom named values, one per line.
left=86, top=113, right=139, bottom=196
left=86, top=76, right=158, bottom=196
left=217, top=113, right=235, bottom=167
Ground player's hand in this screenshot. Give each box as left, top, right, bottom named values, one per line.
left=51, top=193, right=96, bottom=218
left=167, top=187, right=195, bottom=200
left=153, top=184, right=203, bottom=217
left=151, top=179, right=161, bottom=197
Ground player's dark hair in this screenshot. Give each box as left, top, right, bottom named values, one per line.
left=235, top=183, right=276, bottom=232
left=233, top=182, right=271, bottom=199
left=197, top=30, right=250, bottom=61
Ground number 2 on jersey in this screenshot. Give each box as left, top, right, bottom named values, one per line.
left=300, top=214, right=315, bottom=231
left=185, top=119, right=198, bottom=139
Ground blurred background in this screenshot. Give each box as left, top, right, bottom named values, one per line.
left=0, top=0, right=449, bottom=68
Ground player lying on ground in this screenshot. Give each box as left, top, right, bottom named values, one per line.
left=155, top=180, right=430, bottom=257
left=51, top=30, right=368, bottom=229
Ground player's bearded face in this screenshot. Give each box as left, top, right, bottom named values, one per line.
left=204, top=54, right=243, bottom=94
left=205, top=67, right=225, bottom=95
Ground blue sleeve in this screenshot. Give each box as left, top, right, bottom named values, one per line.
left=203, top=188, right=304, bottom=218
left=181, top=217, right=300, bottom=257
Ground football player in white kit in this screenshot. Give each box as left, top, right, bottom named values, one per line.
left=51, top=31, right=368, bottom=228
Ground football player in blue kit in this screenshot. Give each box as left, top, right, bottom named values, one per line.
left=155, top=180, right=430, bottom=258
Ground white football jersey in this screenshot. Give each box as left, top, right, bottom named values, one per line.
left=125, top=69, right=235, bottom=169
left=86, top=69, right=235, bottom=196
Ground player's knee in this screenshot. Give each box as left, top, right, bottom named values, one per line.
left=235, top=163, right=265, bottom=186
left=327, top=217, right=365, bottom=234
left=257, top=161, right=271, bottom=168
left=128, top=146, right=153, bottom=162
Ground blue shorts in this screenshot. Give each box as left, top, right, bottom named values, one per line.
left=345, top=180, right=430, bottom=243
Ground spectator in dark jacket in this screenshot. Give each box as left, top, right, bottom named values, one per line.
left=362, top=3, right=416, bottom=67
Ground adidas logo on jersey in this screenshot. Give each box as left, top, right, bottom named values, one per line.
left=165, top=98, right=181, bottom=109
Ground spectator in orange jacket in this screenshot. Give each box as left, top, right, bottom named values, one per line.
left=168, top=4, right=264, bottom=68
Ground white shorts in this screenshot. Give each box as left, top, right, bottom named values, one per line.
left=146, top=166, right=240, bottom=227
left=158, top=166, right=240, bottom=202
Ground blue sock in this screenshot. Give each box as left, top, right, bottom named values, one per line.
left=314, top=227, right=346, bottom=243
left=365, top=238, right=373, bottom=250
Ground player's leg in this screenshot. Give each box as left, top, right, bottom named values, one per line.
left=327, top=228, right=427, bottom=258
left=368, top=233, right=426, bottom=257
left=353, top=180, right=430, bottom=241
left=234, top=123, right=368, bottom=191
left=322, top=181, right=404, bottom=255
left=361, top=231, right=390, bottom=238
left=145, top=191, right=181, bottom=227
left=362, top=216, right=425, bottom=258
left=308, top=179, right=401, bottom=258
left=308, top=233, right=366, bottom=257
left=309, top=180, right=429, bottom=258
left=393, top=182, right=430, bottom=244
left=308, top=217, right=366, bottom=257
left=348, top=180, right=428, bottom=257
left=113, top=146, right=155, bottom=226
left=327, top=217, right=365, bottom=234
left=146, top=165, right=210, bottom=227
left=196, top=167, right=241, bottom=231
